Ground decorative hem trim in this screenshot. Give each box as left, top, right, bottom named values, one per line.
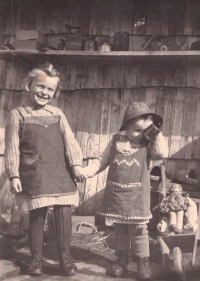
left=15, top=192, right=79, bottom=214
left=108, top=181, right=142, bottom=188
left=113, top=158, right=140, bottom=166
left=98, top=212, right=152, bottom=220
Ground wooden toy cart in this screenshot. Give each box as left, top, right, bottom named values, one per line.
left=158, top=232, right=198, bottom=280
left=157, top=164, right=199, bottom=280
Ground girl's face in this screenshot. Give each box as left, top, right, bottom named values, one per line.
left=125, top=116, right=153, bottom=143
left=29, top=75, right=58, bottom=106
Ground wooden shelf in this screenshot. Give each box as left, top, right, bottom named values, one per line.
left=1, top=50, right=200, bottom=65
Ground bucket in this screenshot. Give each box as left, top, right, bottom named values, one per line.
left=83, top=39, right=97, bottom=51
left=114, top=32, right=129, bottom=51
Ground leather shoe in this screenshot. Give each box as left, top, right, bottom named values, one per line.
left=27, top=253, right=42, bottom=276
left=137, top=256, right=152, bottom=280
left=59, top=249, right=77, bottom=276
left=106, top=263, right=123, bottom=277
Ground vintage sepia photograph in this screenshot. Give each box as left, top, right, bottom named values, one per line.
left=0, top=0, right=199, bottom=280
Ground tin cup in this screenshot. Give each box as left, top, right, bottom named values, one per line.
left=143, top=124, right=160, bottom=142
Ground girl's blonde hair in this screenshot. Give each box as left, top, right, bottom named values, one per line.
left=23, top=63, right=62, bottom=98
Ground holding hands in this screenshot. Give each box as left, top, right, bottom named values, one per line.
left=10, top=166, right=88, bottom=194
left=71, top=166, right=88, bottom=183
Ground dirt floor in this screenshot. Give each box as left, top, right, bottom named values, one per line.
left=0, top=212, right=200, bottom=281
left=0, top=227, right=200, bottom=281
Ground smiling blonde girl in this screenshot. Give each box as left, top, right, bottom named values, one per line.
left=5, top=63, right=84, bottom=277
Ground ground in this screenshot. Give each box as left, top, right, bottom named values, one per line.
left=0, top=215, right=200, bottom=281
left=0, top=230, right=200, bottom=281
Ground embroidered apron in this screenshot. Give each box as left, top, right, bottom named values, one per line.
left=17, top=107, right=76, bottom=197
left=98, top=135, right=152, bottom=220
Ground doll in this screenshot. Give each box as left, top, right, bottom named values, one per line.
left=159, top=183, right=189, bottom=234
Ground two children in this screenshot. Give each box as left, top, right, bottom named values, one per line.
left=5, top=63, right=84, bottom=276
left=5, top=63, right=169, bottom=280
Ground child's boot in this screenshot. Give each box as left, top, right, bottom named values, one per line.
left=27, top=207, right=47, bottom=276
left=53, top=205, right=77, bottom=276
left=137, top=256, right=152, bottom=280
left=27, top=251, right=42, bottom=276
left=58, top=249, right=77, bottom=276
left=107, top=250, right=131, bottom=277
left=107, top=223, right=131, bottom=277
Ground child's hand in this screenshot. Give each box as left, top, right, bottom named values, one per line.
left=72, top=166, right=88, bottom=183
left=10, top=178, right=22, bottom=194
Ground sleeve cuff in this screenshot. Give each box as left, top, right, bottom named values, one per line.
left=70, top=160, right=83, bottom=167
left=9, top=176, right=20, bottom=181
left=6, top=170, right=20, bottom=179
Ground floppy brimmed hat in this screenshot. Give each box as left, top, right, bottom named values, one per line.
left=120, top=102, right=163, bottom=131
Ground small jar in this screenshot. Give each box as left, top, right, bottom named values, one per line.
left=98, top=43, right=111, bottom=52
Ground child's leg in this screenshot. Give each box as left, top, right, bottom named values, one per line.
left=27, top=206, right=48, bottom=276
left=53, top=205, right=76, bottom=276
left=115, top=223, right=130, bottom=251
left=129, top=224, right=152, bottom=280
left=129, top=224, right=149, bottom=257
left=168, top=211, right=177, bottom=232
left=175, top=210, right=184, bottom=234
left=107, top=223, right=131, bottom=277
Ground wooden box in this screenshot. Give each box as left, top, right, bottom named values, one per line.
left=16, top=30, right=44, bottom=44
left=15, top=40, right=43, bottom=50
left=114, top=32, right=129, bottom=51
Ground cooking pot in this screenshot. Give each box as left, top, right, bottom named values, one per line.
left=83, top=39, right=97, bottom=51
left=98, top=43, right=111, bottom=51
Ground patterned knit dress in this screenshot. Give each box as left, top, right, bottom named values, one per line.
left=98, top=134, right=152, bottom=221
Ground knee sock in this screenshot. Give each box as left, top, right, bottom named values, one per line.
left=53, top=205, right=72, bottom=252
left=129, top=224, right=150, bottom=258
left=28, top=207, right=48, bottom=255
left=114, top=223, right=131, bottom=251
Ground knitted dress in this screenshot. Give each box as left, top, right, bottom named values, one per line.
left=98, top=134, right=152, bottom=221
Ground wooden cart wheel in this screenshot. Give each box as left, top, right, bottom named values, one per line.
left=173, top=247, right=184, bottom=279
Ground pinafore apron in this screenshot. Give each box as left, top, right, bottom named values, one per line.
left=17, top=107, right=76, bottom=197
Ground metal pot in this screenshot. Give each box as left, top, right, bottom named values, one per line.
left=98, top=43, right=111, bottom=51
left=83, top=39, right=97, bottom=51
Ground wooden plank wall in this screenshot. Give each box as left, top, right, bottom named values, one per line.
left=0, top=0, right=199, bottom=215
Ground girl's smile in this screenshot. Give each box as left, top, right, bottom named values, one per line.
left=29, top=74, right=58, bottom=107
left=36, top=93, right=50, bottom=100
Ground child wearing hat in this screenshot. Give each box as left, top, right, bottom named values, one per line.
left=82, top=102, right=169, bottom=279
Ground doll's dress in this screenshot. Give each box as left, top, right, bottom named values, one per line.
left=160, top=192, right=189, bottom=213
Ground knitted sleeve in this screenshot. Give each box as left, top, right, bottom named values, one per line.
left=149, top=132, right=169, bottom=160
left=4, top=110, right=21, bottom=179
left=83, top=140, right=112, bottom=178
left=58, top=109, right=83, bottom=167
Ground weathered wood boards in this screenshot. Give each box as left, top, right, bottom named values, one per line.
left=0, top=84, right=199, bottom=213
left=0, top=0, right=200, bottom=214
